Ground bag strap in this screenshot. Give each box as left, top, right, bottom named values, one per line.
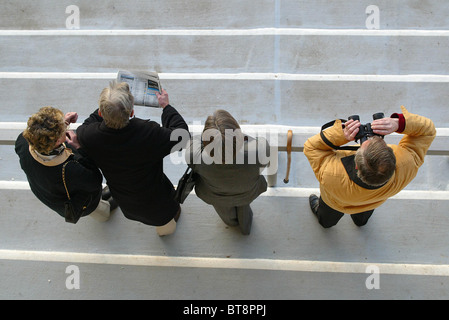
left=320, top=119, right=360, bottom=151
left=62, top=160, right=78, bottom=201
left=62, top=161, right=71, bottom=200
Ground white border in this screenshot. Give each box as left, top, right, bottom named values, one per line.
left=0, top=249, right=448, bottom=276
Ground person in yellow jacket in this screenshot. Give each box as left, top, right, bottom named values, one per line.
left=304, top=106, right=436, bottom=228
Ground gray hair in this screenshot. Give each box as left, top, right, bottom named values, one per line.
left=99, top=81, right=134, bottom=129
left=202, top=109, right=244, bottom=163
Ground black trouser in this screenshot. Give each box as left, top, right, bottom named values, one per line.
left=317, top=197, right=374, bottom=228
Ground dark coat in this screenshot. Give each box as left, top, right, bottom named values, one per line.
left=76, top=105, right=189, bottom=226
left=15, top=133, right=103, bottom=219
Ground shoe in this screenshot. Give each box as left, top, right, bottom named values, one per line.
left=102, top=186, right=112, bottom=200
left=174, top=205, right=181, bottom=222
left=309, top=194, right=319, bottom=216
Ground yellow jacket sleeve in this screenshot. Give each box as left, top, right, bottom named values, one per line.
left=396, top=106, right=436, bottom=168
left=303, top=119, right=349, bottom=183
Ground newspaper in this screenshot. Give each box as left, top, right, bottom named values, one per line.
left=117, top=70, right=161, bottom=107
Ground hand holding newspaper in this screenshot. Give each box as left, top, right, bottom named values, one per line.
left=117, top=70, right=162, bottom=108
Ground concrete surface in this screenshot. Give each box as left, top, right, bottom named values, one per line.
left=1, top=184, right=449, bottom=300
left=1, top=0, right=449, bottom=300
left=2, top=0, right=449, bottom=30
left=0, top=78, right=448, bottom=127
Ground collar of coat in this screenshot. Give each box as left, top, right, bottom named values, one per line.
left=341, top=155, right=387, bottom=190
left=28, top=144, right=73, bottom=167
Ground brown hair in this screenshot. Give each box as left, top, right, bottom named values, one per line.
left=202, top=110, right=244, bottom=163
left=99, top=81, right=134, bottom=129
left=23, top=106, right=66, bottom=154
left=355, top=136, right=396, bottom=186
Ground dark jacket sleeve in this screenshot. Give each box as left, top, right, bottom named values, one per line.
left=80, top=109, right=103, bottom=126
left=67, top=144, right=99, bottom=171
left=76, top=109, right=102, bottom=150
left=162, top=105, right=189, bottom=131
left=154, top=105, right=190, bottom=156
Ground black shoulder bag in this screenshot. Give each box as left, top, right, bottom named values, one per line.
left=174, top=166, right=197, bottom=204
left=62, top=160, right=83, bottom=224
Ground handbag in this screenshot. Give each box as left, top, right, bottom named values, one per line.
left=62, top=160, right=82, bottom=224
left=174, top=166, right=197, bottom=204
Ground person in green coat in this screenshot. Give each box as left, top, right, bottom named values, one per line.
left=186, top=110, right=270, bottom=235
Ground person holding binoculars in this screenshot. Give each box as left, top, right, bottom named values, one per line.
left=304, top=106, right=435, bottom=228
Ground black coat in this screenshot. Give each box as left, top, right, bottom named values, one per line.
left=76, top=105, right=189, bottom=226
left=15, top=134, right=103, bottom=219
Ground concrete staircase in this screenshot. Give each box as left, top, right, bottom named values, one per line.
left=1, top=0, right=449, bottom=300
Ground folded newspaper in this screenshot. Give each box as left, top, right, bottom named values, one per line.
left=117, top=70, right=161, bottom=107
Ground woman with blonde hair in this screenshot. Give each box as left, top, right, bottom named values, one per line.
left=186, top=110, right=269, bottom=235
left=15, top=106, right=116, bottom=223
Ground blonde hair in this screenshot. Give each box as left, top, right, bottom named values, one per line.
left=202, top=110, right=244, bottom=163
left=355, top=136, right=396, bottom=186
left=99, top=81, right=134, bottom=129
left=23, top=106, right=66, bottom=154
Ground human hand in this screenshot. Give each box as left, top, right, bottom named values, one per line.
left=343, top=119, right=361, bottom=142
left=371, top=117, right=399, bottom=136
left=65, top=130, right=81, bottom=149
left=156, top=88, right=169, bottom=108
left=64, top=112, right=78, bottom=125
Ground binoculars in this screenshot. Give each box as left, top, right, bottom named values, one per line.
left=348, top=113, right=385, bottom=144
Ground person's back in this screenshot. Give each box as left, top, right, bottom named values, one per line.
left=304, top=106, right=436, bottom=228
left=15, top=106, right=113, bottom=223
left=76, top=82, right=189, bottom=235
left=189, top=135, right=268, bottom=208
left=186, top=110, right=269, bottom=235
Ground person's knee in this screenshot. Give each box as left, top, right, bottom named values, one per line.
left=89, top=199, right=111, bottom=222
left=350, top=211, right=374, bottom=227
left=317, top=210, right=341, bottom=228
left=236, top=205, right=253, bottom=235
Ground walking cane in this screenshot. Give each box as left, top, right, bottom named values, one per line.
left=283, top=130, right=293, bottom=184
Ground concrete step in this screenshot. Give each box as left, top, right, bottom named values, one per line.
left=3, top=254, right=449, bottom=300
left=3, top=144, right=449, bottom=192
left=1, top=251, right=449, bottom=300
left=0, top=182, right=448, bottom=299
left=1, top=0, right=275, bottom=30
left=2, top=123, right=448, bottom=188
left=1, top=32, right=448, bottom=74
left=2, top=0, right=449, bottom=301
left=2, top=0, right=449, bottom=30
left=0, top=75, right=448, bottom=127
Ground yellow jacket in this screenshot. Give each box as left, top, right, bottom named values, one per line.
left=304, top=106, right=436, bottom=214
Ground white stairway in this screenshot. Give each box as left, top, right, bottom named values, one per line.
left=0, top=0, right=449, bottom=300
